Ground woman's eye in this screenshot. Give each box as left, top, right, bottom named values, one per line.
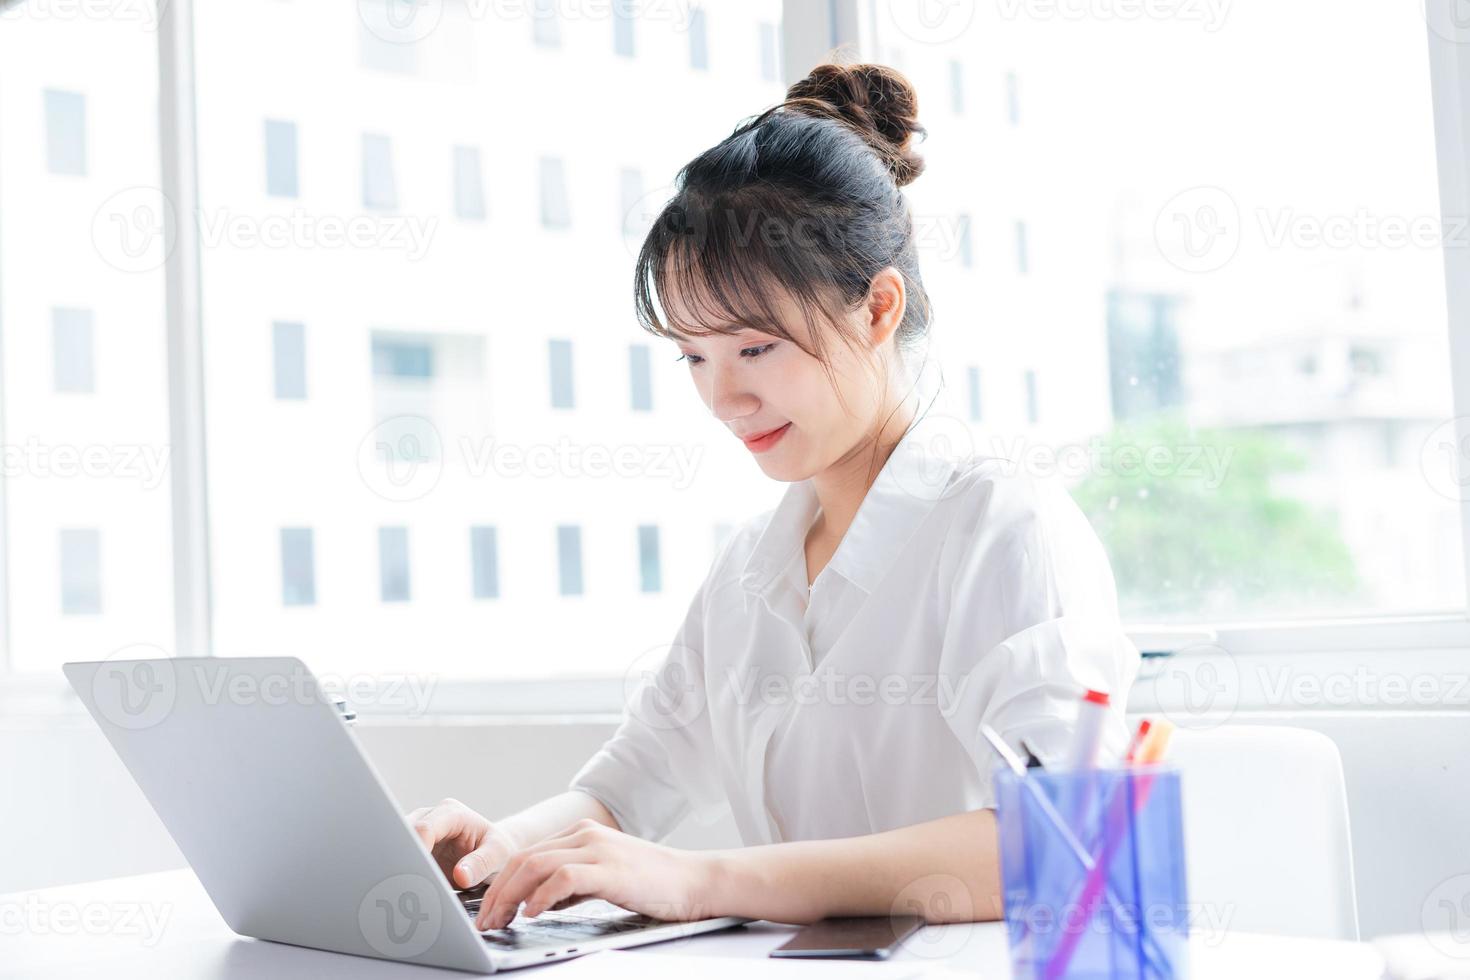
left=740, top=344, right=776, bottom=358
left=675, top=352, right=704, bottom=365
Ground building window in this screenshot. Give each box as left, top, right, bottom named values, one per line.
left=470, top=526, right=499, bottom=599
left=272, top=321, right=307, bottom=400
left=372, top=337, right=434, bottom=379
left=264, top=119, right=298, bottom=198
left=532, top=0, right=561, bottom=47
left=1016, top=220, right=1030, bottom=276
left=612, top=0, right=635, bottom=57
left=557, top=524, right=583, bottom=596
left=957, top=213, right=973, bottom=268
left=281, top=528, right=316, bottom=606
left=548, top=339, right=575, bottom=408
left=539, top=155, right=571, bottom=229
left=758, top=22, right=779, bottom=83
left=1006, top=71, right=1020, bottom=125
left=52, top=307, right=95, bottom=394
left=689, top=7, right=709, bottom=70
left=1024, top=369, right=1040, bottom=424
left=452, top=145, right=487, bottom=221
left=950, top=60, right=965, bottom=114
left=638, top=524, right=661, bottom=593
left=59, top=529, right=101, bottom=615
left=619, top=167, right=644, bottom=238
left=362, top=133, right=398, bottom=211
left=43, top=89, right=86, bottom=176
left=967, top=365, right=982, bottom=422
left=379, top=526, right=411, bottom=602
left=629, top=343, right=653, bottom=411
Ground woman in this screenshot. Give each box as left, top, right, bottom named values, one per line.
left=409, top=63, right=1138, bottom=931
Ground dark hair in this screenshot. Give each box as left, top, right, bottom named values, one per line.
left=632, top=63, right=932, bottom=403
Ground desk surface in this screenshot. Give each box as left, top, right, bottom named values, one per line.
left=0, top=870, right=1386, bottom=979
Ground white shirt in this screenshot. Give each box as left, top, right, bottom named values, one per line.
left=569, top=413, right=1141, bottom=846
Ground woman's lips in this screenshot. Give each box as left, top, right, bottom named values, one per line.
left=741, top=422, right=792, bottom=453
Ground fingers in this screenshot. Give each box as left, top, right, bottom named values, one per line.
left=477, top=848, right=585, bottom=930
left=452, top=838, right=506, bottom=890
left=523, top=864, right=600, bottom=919
left=406, top=798, right=469, bottom=854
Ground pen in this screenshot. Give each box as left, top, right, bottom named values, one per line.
left=1064, top=688, right=1111, bottom=770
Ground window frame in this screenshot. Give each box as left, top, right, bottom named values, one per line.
left=3, top=0, right=1470, bottom=719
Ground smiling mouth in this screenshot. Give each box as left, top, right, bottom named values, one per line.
left=741, top=422, right=791, bottom=451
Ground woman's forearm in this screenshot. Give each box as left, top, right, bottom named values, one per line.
left=497, top=790, right=619, bottom=849
left=704, top=809, right=1004, bottom=925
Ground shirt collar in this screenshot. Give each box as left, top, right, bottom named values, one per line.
left=738, top=413, right=962, bottom=602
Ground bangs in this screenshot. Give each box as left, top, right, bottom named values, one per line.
left=632, top=189, right=860, bottom=363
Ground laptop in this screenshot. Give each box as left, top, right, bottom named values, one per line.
left=63, top=656, right=748, bottom=973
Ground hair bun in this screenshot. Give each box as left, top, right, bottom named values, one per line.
left=782, top=63, right=926, bottom=187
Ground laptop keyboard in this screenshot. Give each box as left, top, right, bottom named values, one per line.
left=459, top=889, right=661, bottom=950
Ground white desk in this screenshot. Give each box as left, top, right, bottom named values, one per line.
left=0, top=870, right=1386, bottom=979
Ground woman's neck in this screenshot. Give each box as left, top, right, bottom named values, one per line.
left=807, top=397, right=918, bottom=544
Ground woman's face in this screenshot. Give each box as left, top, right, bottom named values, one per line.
left=667, top=276, right=904, bottom=483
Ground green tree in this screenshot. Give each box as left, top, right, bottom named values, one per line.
left=1070, top=415, right=1359, bottom=619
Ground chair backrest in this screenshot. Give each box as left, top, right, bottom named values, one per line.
left=1163, top=724, right=1360, bottom=941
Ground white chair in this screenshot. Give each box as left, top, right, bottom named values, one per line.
left=1162, top=724, right=1360, bottom=941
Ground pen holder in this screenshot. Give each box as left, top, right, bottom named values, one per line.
left=994, top=765, right=1190, bottom=980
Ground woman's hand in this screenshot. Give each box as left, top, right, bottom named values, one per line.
left=475, top=818, right=722, bottom=930
left=406, top=797, right=521, bottom=890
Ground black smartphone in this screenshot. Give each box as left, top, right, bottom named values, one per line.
left=769, top=915, right=925, bottom=959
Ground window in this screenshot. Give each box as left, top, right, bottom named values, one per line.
left=619, top=167, right=644, bottom=237
left=532, top=0, right=561, bottom=47
left=2, top=16, right=174, bottom=675
left=950, top=60, right=965, bottom=114
left=59, top=530, right=101, bottom=615
left=452, top=145, right=487, bottom=221
left=557, top=525, right=583, bottom=596
left=690, top=8, right=710, bottom=71
left=272, top=321, right=307, bottom=400
left=361, top=133, right=397, bottom=211
left=759, top=22, right=779, bottom=83
left=629, top=343, right=653, bottom=411
left=1005, top=71, right=1020, bottom=125
left=43, top=89, right=86, bottom=176
left=470, top=527, right=499, bottom=599
left=957, top=213, right=973, bottom=268
left=548, top=339, right=575, bottom=409
left=1023, top=369, right=1039, bottom=425
left=638, top=525, right=661, bottom=593
left=263, top=119, right=298, bottom=198
left=1015, top=220, right=1029, bottom=276
left=379, top=527, right=411, bottom=602
left=612, top=0, right=635, bottom=57
left=52, top=308, right=95, bottom=394
left=280, top=528, right=316, bottom=606
left=967, top=365, right=982, bottom=422
left=373, top=337, right=433, bottom=379
left=539, top=155, right=571, bottom=229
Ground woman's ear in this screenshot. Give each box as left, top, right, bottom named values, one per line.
left=866, top=267, right=907, bottom=349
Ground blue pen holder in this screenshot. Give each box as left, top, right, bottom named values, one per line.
left=995, top=766, right=1190, bottom=980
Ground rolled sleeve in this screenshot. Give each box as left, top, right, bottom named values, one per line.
left=937, top=472, right=1141, bottom=807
